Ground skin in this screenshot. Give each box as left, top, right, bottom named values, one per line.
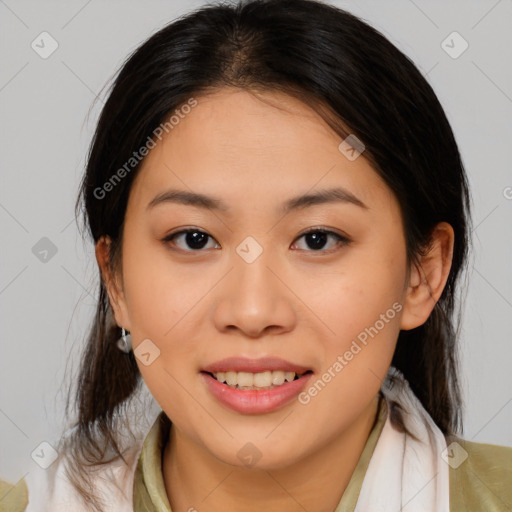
left=96, top=87, right=454, bottom=512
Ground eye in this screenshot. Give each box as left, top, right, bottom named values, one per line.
left=162, top=228, right=219, bottom=251
left=292, top=228, right=350, bottom=253
left=162, top=227, right=350, bottom=253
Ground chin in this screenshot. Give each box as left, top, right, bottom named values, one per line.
left=211, top=441, right=305, bottom=472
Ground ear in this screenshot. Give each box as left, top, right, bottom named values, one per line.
left=95, top=236, right=131, bottom=330
left=400, top=222, right=454, bottom=331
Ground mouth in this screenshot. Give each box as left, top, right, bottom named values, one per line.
left=200, top=367, right=315, bottom=414
left=201, top=369, right=314, bottom=391
left=200, top=357, right=315, bottom=412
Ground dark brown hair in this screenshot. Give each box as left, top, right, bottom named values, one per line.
left=65, top=0, right=472, bottom=509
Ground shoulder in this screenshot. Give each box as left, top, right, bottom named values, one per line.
left=0, top=443, right=143, bottom=512
left=448, top=437, right=512, bottom=511
left=0, top=478, right=28, bottom=512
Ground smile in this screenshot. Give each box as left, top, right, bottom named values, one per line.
left=207, top=370, right=312, bottom=390
left=200, top=370, right=314, bottom=414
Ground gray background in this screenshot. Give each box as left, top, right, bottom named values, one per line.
left=1, top=0, right=511, bottom=483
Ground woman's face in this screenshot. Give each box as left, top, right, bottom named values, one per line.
left=104, top=87, right=413, bottom=468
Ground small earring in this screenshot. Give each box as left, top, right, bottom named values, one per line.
left=117, top=327, right=132, bottom=353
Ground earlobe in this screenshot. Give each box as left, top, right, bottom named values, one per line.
left=399, top=222, right=454, bottom=331
left=95, top=236, right=131, bottom=330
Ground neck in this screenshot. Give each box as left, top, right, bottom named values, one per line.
left=163, top=394, right=380, bottom=512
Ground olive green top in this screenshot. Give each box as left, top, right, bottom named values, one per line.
left=1, top=398, right=511, bottom=511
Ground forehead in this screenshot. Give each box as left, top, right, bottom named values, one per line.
left=128, top=88, right=397, bottom=217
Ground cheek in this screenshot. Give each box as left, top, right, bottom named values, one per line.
left=302, top=254, right=405, bottom=342
left=120, top=239, right=208, bottom=390
left=297, top=269, right=404, bottom=419
left=121, top=237, right=202, bottom=336
left=122, top=248, right=200, bottom=410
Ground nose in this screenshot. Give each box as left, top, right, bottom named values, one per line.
left=212, top=245, right=297, bottom=338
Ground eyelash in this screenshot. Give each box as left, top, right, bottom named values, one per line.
left=162, top=227, right=351, bottom=254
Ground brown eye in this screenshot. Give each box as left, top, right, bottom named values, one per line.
left=163, top=229, right=219, bottom=251
left=292, top=228, right=350, bottom=252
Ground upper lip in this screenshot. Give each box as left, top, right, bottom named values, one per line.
left=201, top=357, right=313, bottom=374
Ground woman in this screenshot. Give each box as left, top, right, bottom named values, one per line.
left=1, top=0, right=510, bottom=510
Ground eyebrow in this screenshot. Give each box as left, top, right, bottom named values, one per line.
left=146, top=186, right=368, bottom=214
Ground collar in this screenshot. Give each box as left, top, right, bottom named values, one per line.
left=133, top=397, right=388, bottom=512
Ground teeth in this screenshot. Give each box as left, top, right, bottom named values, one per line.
left=212, top=370, right=299, bottom=390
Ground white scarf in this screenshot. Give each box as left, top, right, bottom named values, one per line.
left=24, top=368, right=450, bottom=511
left=354, top=368, right=450, bottom=512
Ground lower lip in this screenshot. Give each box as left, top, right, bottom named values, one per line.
left=200, top=371, right=314, bottom=414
